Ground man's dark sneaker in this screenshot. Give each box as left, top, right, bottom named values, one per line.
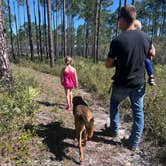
left=121, top=138, right=137, bottom=151
left=102, top=124, right=118, bottom=137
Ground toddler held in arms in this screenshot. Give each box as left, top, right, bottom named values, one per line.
left=134, top=19, right=156, bottom=85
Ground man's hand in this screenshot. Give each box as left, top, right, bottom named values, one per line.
left=105, top=57, right=115, bottom=68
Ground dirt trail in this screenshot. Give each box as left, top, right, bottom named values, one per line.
left=22, top=68, right=150, bottom=166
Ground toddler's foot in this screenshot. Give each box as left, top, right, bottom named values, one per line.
left=148, top=75, right=156, bottom=86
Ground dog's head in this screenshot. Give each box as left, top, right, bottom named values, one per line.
left=73, top=96, right=88, bottom=107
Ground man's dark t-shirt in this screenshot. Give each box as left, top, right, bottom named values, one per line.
left=108, top=30, right=151, bottom=88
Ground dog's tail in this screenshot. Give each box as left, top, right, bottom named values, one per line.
left=77, top=112, right=90, bottom=129
left=77, top=112, right=94, bottom=138
left=77, top=112, right=89, bottom=129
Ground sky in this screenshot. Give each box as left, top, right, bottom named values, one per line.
left=9, top=0, right=138, bottom=33
left=73, top=0, right=135, bottom=28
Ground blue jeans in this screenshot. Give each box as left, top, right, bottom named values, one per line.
left=145, top=58, right=154, bottom=76
left=109, top=84, right=145, bottom=148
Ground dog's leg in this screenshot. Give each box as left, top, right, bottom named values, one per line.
left=77, top=129, right=83, bottom=162
left=83, top=130, right=88, bottom=146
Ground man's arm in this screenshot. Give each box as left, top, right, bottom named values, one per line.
left=106, top=39, right=117, bottom=68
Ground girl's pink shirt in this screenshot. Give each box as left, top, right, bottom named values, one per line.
left=63, top=65, right=77, bottom=89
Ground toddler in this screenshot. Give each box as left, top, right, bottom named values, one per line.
left=134, top=19, right=156, bottom=85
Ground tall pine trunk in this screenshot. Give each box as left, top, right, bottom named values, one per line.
left=132, top=0, right=135, bottom=5
left=55, top=1, right=59, bottom=58
left=53, top=11, right=56, bottom=59
left=70, top=16, right=74, bottom=57
left=17, top=0, right=21, bottom=55
left=44, top=0, right=48, bottom=59
left=13, top=1, right=20, bottom=57
left=0, top=0, right=12, bottom=92
left=63, top=0, right=66, bottom=57
left=85, top=21, right=89, bottom=58
left=93, top=0, right=97, bottom=62
left=7, top=0, right=15, bottom=60
left=47, top=0, right=54, bottom=67
left=33, top=0, right=40, bottom=58
left=24, top=0, right=28, bottom=56
left=96, top=0, right=101, bottom=63
left=124, top=0, right=127, bottom=6
left=38, top=0, right=43, bottom=61
left=26, top=0, right=34, bottom=60
left=116, top=0, right=121, bottom=37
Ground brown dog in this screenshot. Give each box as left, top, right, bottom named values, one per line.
left=72, top=96, right=94, bottom=162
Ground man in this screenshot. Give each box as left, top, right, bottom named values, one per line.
left=105, top=5, right=152, bottom=150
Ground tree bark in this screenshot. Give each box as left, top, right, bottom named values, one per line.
left=44, top=0, right=48, bottom=59
left=26, top=0, right=34, bottom=60
left=132, top=0, right=135, bottom=5
left=96, top=0, right=101, bottom=63
left=47, top=0, right=55, bottom=67
left=33, top=0, right=40, bottom=58
left=7, top=0, right=15, bottom=60
left=0, top=0, right=13, bottom=92
left=13, top=1, right=20, bottom=57
left=63, top=0, right=66, bottom=57
left=116, top=0, right=121, bottom=37
left=38, top=0, right=43, bottom=61
left=124, top=0, right=127, bottom=6
left=93, top=0, right=97, bottom=63
left=55, top=0, right=59, bottom=58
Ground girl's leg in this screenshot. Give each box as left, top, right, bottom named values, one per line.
left=65, top=88, right=70, bottom=109
left=69, top=89, right=73, bottom=108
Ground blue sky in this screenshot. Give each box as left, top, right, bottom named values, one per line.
left=9, top=0, right=139, bottom=32
left=73, top=0, right=136, bottom=28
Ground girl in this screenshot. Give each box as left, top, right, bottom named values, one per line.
left=60, top=56, right=78, bottom=111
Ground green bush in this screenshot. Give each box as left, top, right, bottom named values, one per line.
left=144, top=65, right=166, bottom=143
left=0, top=72, right=39, bottom=136
left=153, top=38, right=166, bottom=65
left=0, top=70, right=39, bottom=161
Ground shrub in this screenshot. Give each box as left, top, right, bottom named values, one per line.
left=0, top=70, right=39, bottom=162
left=144, top=65, right=166, bottom=143
left=0, top=71, right=39, bottom=136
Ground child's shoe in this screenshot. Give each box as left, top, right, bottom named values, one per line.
left=148, top=75, right=156, bottom=86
